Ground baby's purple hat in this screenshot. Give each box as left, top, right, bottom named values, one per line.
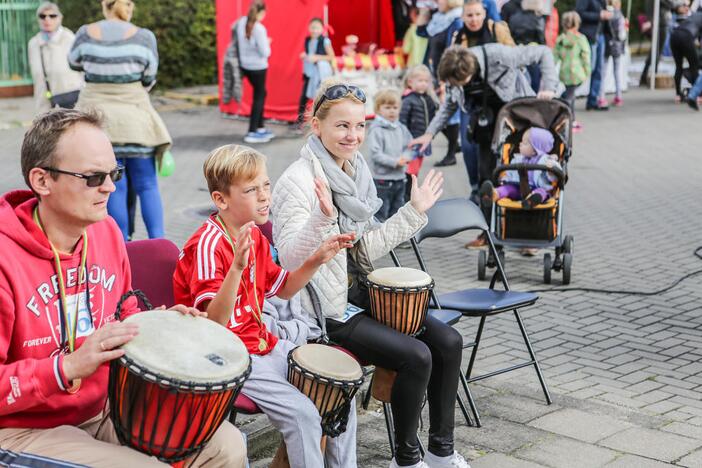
left=529, top=127, right=554, bottom=157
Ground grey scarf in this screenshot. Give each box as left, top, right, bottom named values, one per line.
left=305, top=135, right=382, bottom=241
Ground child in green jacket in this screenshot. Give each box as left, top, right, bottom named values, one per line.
left=554, top=11, right=592, bottom=131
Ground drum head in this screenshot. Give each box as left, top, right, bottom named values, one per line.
left=121, top=310, right=249, bottom=384
left=367, top=267, right=432, bottom=288
left=292, top=344, right=363, bottom=381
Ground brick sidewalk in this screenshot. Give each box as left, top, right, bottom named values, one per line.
left=1, top=88, right=701, bottom=466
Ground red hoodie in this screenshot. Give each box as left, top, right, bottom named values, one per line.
left=0, top=190, right=137, bottom=429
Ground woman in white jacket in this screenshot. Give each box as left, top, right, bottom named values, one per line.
left=271, top=81, right=469, bottom=468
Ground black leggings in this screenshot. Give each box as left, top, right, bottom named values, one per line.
left=441, top=123, right=460, bottom=161
left=327, top=314, right=463, bottom=466
left=241, top=67, right=267, bottom=132
left=670, top=29, right=699, bottom=98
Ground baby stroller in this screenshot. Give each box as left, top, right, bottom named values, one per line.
left=478, top=97, right=573, bottom=284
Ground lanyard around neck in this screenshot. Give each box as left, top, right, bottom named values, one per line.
left=214, top=216, right=265, bottom=328
left=33, top=207, right=89, bottom=353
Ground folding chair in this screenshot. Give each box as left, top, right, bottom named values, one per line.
left=409, top=198, right=552, bottom=427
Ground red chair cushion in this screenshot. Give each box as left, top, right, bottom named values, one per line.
left=234, top=393, right=261, bottom=414
left=125, top=239, right=180, bottom=309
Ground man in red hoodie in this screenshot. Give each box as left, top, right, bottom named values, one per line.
left=0, top=109, right=246, bottom=467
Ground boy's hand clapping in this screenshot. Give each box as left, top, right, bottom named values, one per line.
left=232, top=221, right=255, bottom=271
left=310, top=233, right=356, bottom=266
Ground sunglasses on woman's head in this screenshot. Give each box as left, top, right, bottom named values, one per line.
left=42, top=166, right=125, bottom=187
left=38, top=13, right=59, bottom=19
left=312, top=84, right=367, bottom=116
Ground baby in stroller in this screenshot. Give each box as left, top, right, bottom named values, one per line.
left=479, top=127, right=561, bottom=209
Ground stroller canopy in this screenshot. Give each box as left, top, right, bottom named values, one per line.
left=492, top=98, right=573, bottom=150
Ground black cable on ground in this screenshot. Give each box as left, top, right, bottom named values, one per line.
left=526, top=246, right=702, bottom=296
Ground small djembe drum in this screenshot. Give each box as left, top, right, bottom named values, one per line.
left=364, top=267, right=434, bottom=403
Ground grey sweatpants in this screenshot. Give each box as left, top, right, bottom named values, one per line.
left=242, top=339, right=357, bottom=468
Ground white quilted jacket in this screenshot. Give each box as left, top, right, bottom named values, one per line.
left=271, top=144, right=428, bottom=319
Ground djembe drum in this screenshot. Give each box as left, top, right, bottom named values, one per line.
left=108, top=306, right=250, bottom=463
left=365, top=267, right=434, bottom=402
left=287, top=343, right=364, bottom=437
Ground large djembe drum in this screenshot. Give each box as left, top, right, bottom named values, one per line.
left=108, top=306, right=250, bottom=463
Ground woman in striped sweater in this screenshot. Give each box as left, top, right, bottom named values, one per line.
left=69, top=0, right=170, bottom=240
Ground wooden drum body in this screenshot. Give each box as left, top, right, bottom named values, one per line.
left=287, top=344, right=364, bottom=437
left=108, top=310, right=251, bottom=462
left=365, top=267, right=434, bottom=336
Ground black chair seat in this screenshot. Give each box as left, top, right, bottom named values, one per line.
left=438, top=289, right=538, bottom=316
left=428, top=308, right=462, bottom=326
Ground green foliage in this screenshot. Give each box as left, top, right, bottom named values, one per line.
left=58, top=0, right=217, bottom=89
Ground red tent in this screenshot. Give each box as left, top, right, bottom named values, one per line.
left=216, top=0, right=396, bottom=122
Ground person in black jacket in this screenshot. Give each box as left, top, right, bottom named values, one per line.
left=670, top=11, right=702, bottom=99
left=576, top=0, right=613, bottom=110
left=640, top=0, right=676, bottom=86
left=400, top=64, right=438, bottom=200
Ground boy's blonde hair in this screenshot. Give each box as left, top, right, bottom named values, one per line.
left=447, top=0, right=463, bottom=8
left=203, top=144, right=266, bottom=194
left=403, top=64, right=432, bottom=88
left=562, top=11, right=581, bottom=30
left=373, top=88, right=401, bottom=113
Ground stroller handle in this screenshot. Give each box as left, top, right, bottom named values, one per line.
left=492, top=163, right=566, bottom=189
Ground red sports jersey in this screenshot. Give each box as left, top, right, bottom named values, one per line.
left=173, top=216, right=288, bottom=355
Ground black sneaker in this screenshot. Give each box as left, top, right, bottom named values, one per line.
left=585, top=104, right=609, bottom=111
left=522, top=192, right=543, bottom=209
left=434, top=156, right=457, bottom=167
left=687, top=98, right=699, bottom=111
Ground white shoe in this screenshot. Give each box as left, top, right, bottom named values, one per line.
left=424, top=451, right=471, bottom=468
left=389, top=459, right=430, bottom=468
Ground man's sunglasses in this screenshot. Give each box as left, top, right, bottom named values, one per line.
left=312, top=84, right=366, bottom=116
left=42, top=166, right=125, bottom=187
left=38, top=13, right=59, bottom=19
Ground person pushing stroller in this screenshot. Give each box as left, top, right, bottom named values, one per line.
left=479, top=127, right=561, bottom=209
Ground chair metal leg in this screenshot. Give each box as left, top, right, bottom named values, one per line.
left=363, top=373, right=375, bottom=410
left=228, top=410, right=237, bottom=425
left=459, top=372, right=482, bottom=427
left=513, top=309, right=552, bottom=405
left=383, top=403, right=396, bottom=459
left=465, top=316, right=487, bottom=380
left=456, top=393, right=473, bottom=427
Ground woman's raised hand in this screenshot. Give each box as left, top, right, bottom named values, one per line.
left=410, top=169, right=444, bottom=214
left=314, top=178, right=335, bottom=218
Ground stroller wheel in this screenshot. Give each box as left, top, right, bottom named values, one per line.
left=543, top=253, right=552, bottom=284
left=564, top=235, right=574, bottom=254
left=562, top=253, right=573, bottom=285
left=478, top=250, right=487, bottom=281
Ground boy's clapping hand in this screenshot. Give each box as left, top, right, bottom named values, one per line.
left=310, top=233, right=356, bottom=266
left=232, top=221, right=255, bottom=271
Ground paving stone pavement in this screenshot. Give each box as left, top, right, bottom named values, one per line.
left=1, top=87, right=701, bottom=467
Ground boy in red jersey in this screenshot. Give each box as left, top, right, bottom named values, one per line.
left=0, top=109, right=245, bottom=467
left=173, top=144, right=358, bottom=468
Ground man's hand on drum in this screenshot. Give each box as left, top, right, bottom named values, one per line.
left=62, top=321, right=139, bottom=382
left=408, top=133, right=433, bottom=153
left=314, top=178, right=335, bottom=218
left=410, top=169, right=444, bottom=214
left=163, top=304, right=208, bottom=318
